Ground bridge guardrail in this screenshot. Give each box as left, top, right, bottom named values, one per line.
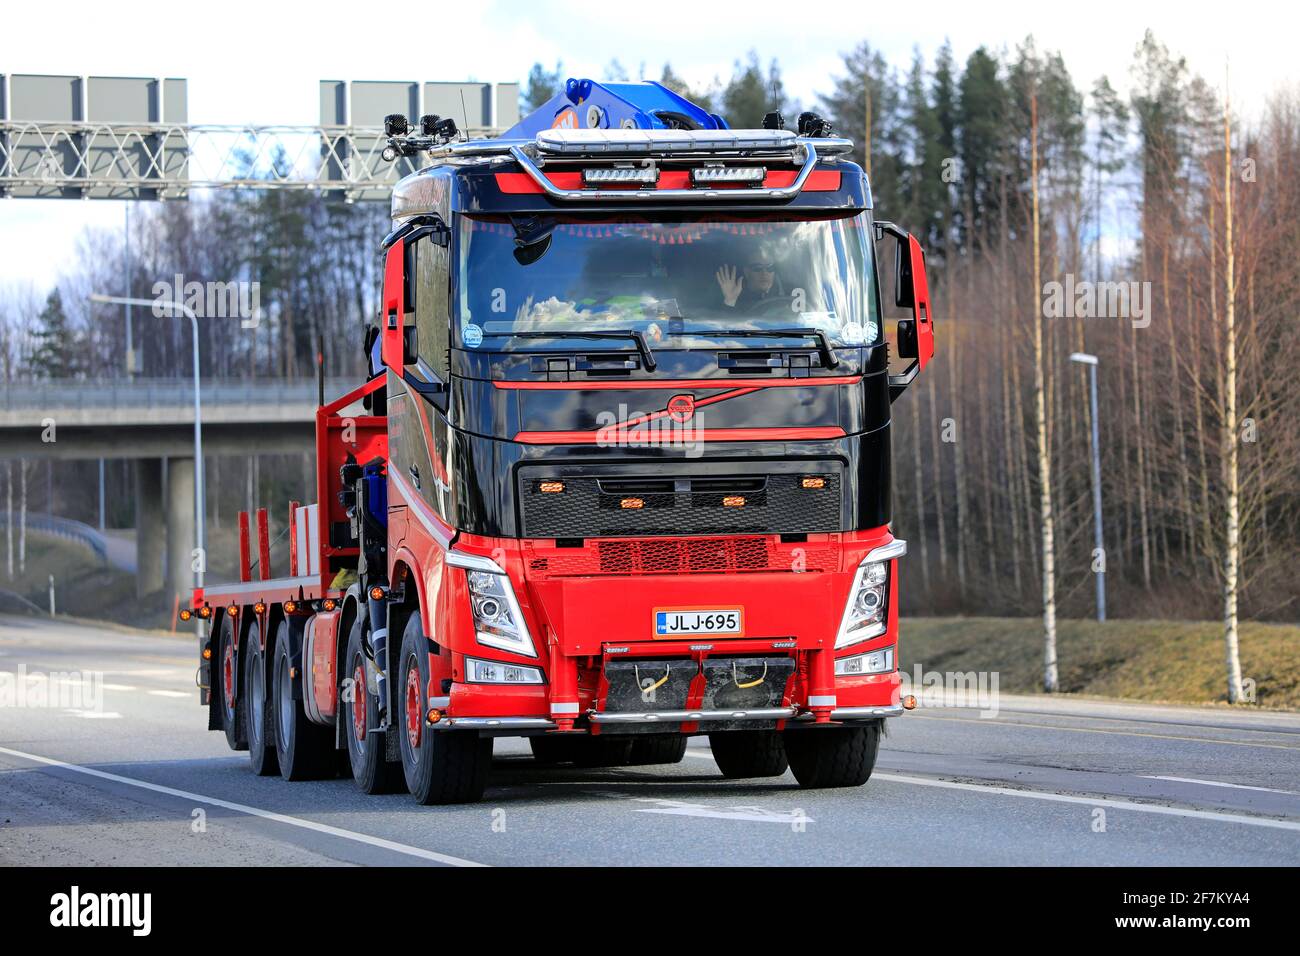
left=0, top=512, right=108, bottom=563
left=0, top=378, right=356, bottom=410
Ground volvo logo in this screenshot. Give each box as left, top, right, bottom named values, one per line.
left=666, top=394, right=696, bottom=423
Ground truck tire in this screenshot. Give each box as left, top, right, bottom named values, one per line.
left=529, top=735, right=631, bottom=767
left=272, top=621, right=335, bottom=781
left=245, top=620, right=279, bottom=777
left=572, top=737, right=634, bottom=768
left=628, top=734, right=688, bottom=765
left=216, top=616, right=247, bottom=751
left=343, top=616, right=403, bottom=794
left=782, top=721, right=882, bottom=789
left=398, top=615, right=491, bottom=804
left=708, top=730, right=788, bottom=778
left=529, top=735, right=583, bottom=764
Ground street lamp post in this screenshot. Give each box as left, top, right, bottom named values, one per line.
left=1070, top=351, right=1105, bottom=622
left=89, top=294, right=205, bottom=597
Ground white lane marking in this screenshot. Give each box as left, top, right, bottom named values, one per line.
left=632, top=797, right=812, bottom=823
left=101, top=684, right=137, bottom=692
left=687, top=749, right=1300, bottom=831
left=65, top=710, right=122, bottom=719
left=0, top=745, right=486, bottom=867
left=872, top=773, right=1300, bottom=832
left=1141, top=774, right=1298, bottom=795
left=146, top=690, right=190, bottom=698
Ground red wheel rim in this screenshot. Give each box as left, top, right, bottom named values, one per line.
left=352, top=663, right=367, bottom=742
left=222, top=642, right=236, bottom=711
left=405, top=665, right=422, bottom=751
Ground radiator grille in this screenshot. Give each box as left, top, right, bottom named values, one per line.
left=518, top=472, right=841, bottom=538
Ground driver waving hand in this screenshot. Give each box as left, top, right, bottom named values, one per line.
left=716, top=248, right=786, bottom=309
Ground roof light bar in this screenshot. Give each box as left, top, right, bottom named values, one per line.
left=536, top=128, right=799, bottom=155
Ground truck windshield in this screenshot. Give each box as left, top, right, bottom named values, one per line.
left=456, top=213, right=879, bottom=351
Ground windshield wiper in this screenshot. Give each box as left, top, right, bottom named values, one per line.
left=488, top=329, right=657, bottom=371
left=714, top=329, right=840, bottom=370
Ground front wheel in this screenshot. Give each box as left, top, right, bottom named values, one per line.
left=398, top=615, right=492, bottom=804
left=782, top=721, right=882, bottom=789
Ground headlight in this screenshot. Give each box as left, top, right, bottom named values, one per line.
left=465, top=569, right=537, bottom=658
left=835, top=540, right=906, bottom=649
left=835, top=646, right=894, bottom=676
left=465, top=656, right=545, bottom=684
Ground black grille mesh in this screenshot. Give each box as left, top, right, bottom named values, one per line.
left=519, top=473, right=841, bottom=537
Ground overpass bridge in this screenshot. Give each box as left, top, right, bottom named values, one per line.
left=1, top=376, right=356, bottom=602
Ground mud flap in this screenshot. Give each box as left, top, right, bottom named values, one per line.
left=700, top=657, right=796, bottom=731
left=602, top=658, right=696, bottom=735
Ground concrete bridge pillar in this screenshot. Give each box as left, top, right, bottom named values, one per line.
left=134, top=458, right=164, bottom=597
left=165, top=457, right=195, bottom=604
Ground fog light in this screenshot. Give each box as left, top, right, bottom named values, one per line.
left=691, top=165, right=765, bottom=184
left=465, top=657, right=545, bottom=685
left=583, top=165, right=659, bottom=186
left=835, top=646, right=894, bottom=677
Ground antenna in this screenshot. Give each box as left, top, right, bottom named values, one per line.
left=459, top=87, right=470, bottom=140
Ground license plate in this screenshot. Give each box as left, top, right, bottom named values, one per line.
left=654, top=608, right=744, bottom=637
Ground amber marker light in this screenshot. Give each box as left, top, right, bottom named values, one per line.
left=620, top=497, right=644, bottom=509
left=802, top=477, right=826, bottom=489
left=197, top=606, right=212, bottom=619
left=722, top=496, right=746, bottom=507
left=178, top=608, right=193, bottom=622
left=254, top=601, right=267, bottom=615
left=284, top=601, right=297, bottom=613
left=539, top=481, right=565, bottom=493
left=369, top=586, right=386, bottom=601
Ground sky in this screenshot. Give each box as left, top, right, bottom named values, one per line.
left=1, top=0, right=1294, bottom=293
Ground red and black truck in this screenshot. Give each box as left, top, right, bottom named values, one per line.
left=190, top=78, right=934, bottom=804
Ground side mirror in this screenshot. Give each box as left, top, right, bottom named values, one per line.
left=381, top=239, right=416, bottom=370
left=895, top=239, right=915, bottom=310
left=875, top=221, right=935, bottom=395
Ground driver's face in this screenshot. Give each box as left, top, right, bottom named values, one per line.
left=745, top=260, right=775, bottom=293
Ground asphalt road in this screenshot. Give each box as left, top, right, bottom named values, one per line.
left=2, top=613, right=1298, bottom=867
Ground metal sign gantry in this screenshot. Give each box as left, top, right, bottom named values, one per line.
left=0, top=75, right=519, bottom=202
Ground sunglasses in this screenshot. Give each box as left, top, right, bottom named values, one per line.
left=745, top=262, right=775, bottom=272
